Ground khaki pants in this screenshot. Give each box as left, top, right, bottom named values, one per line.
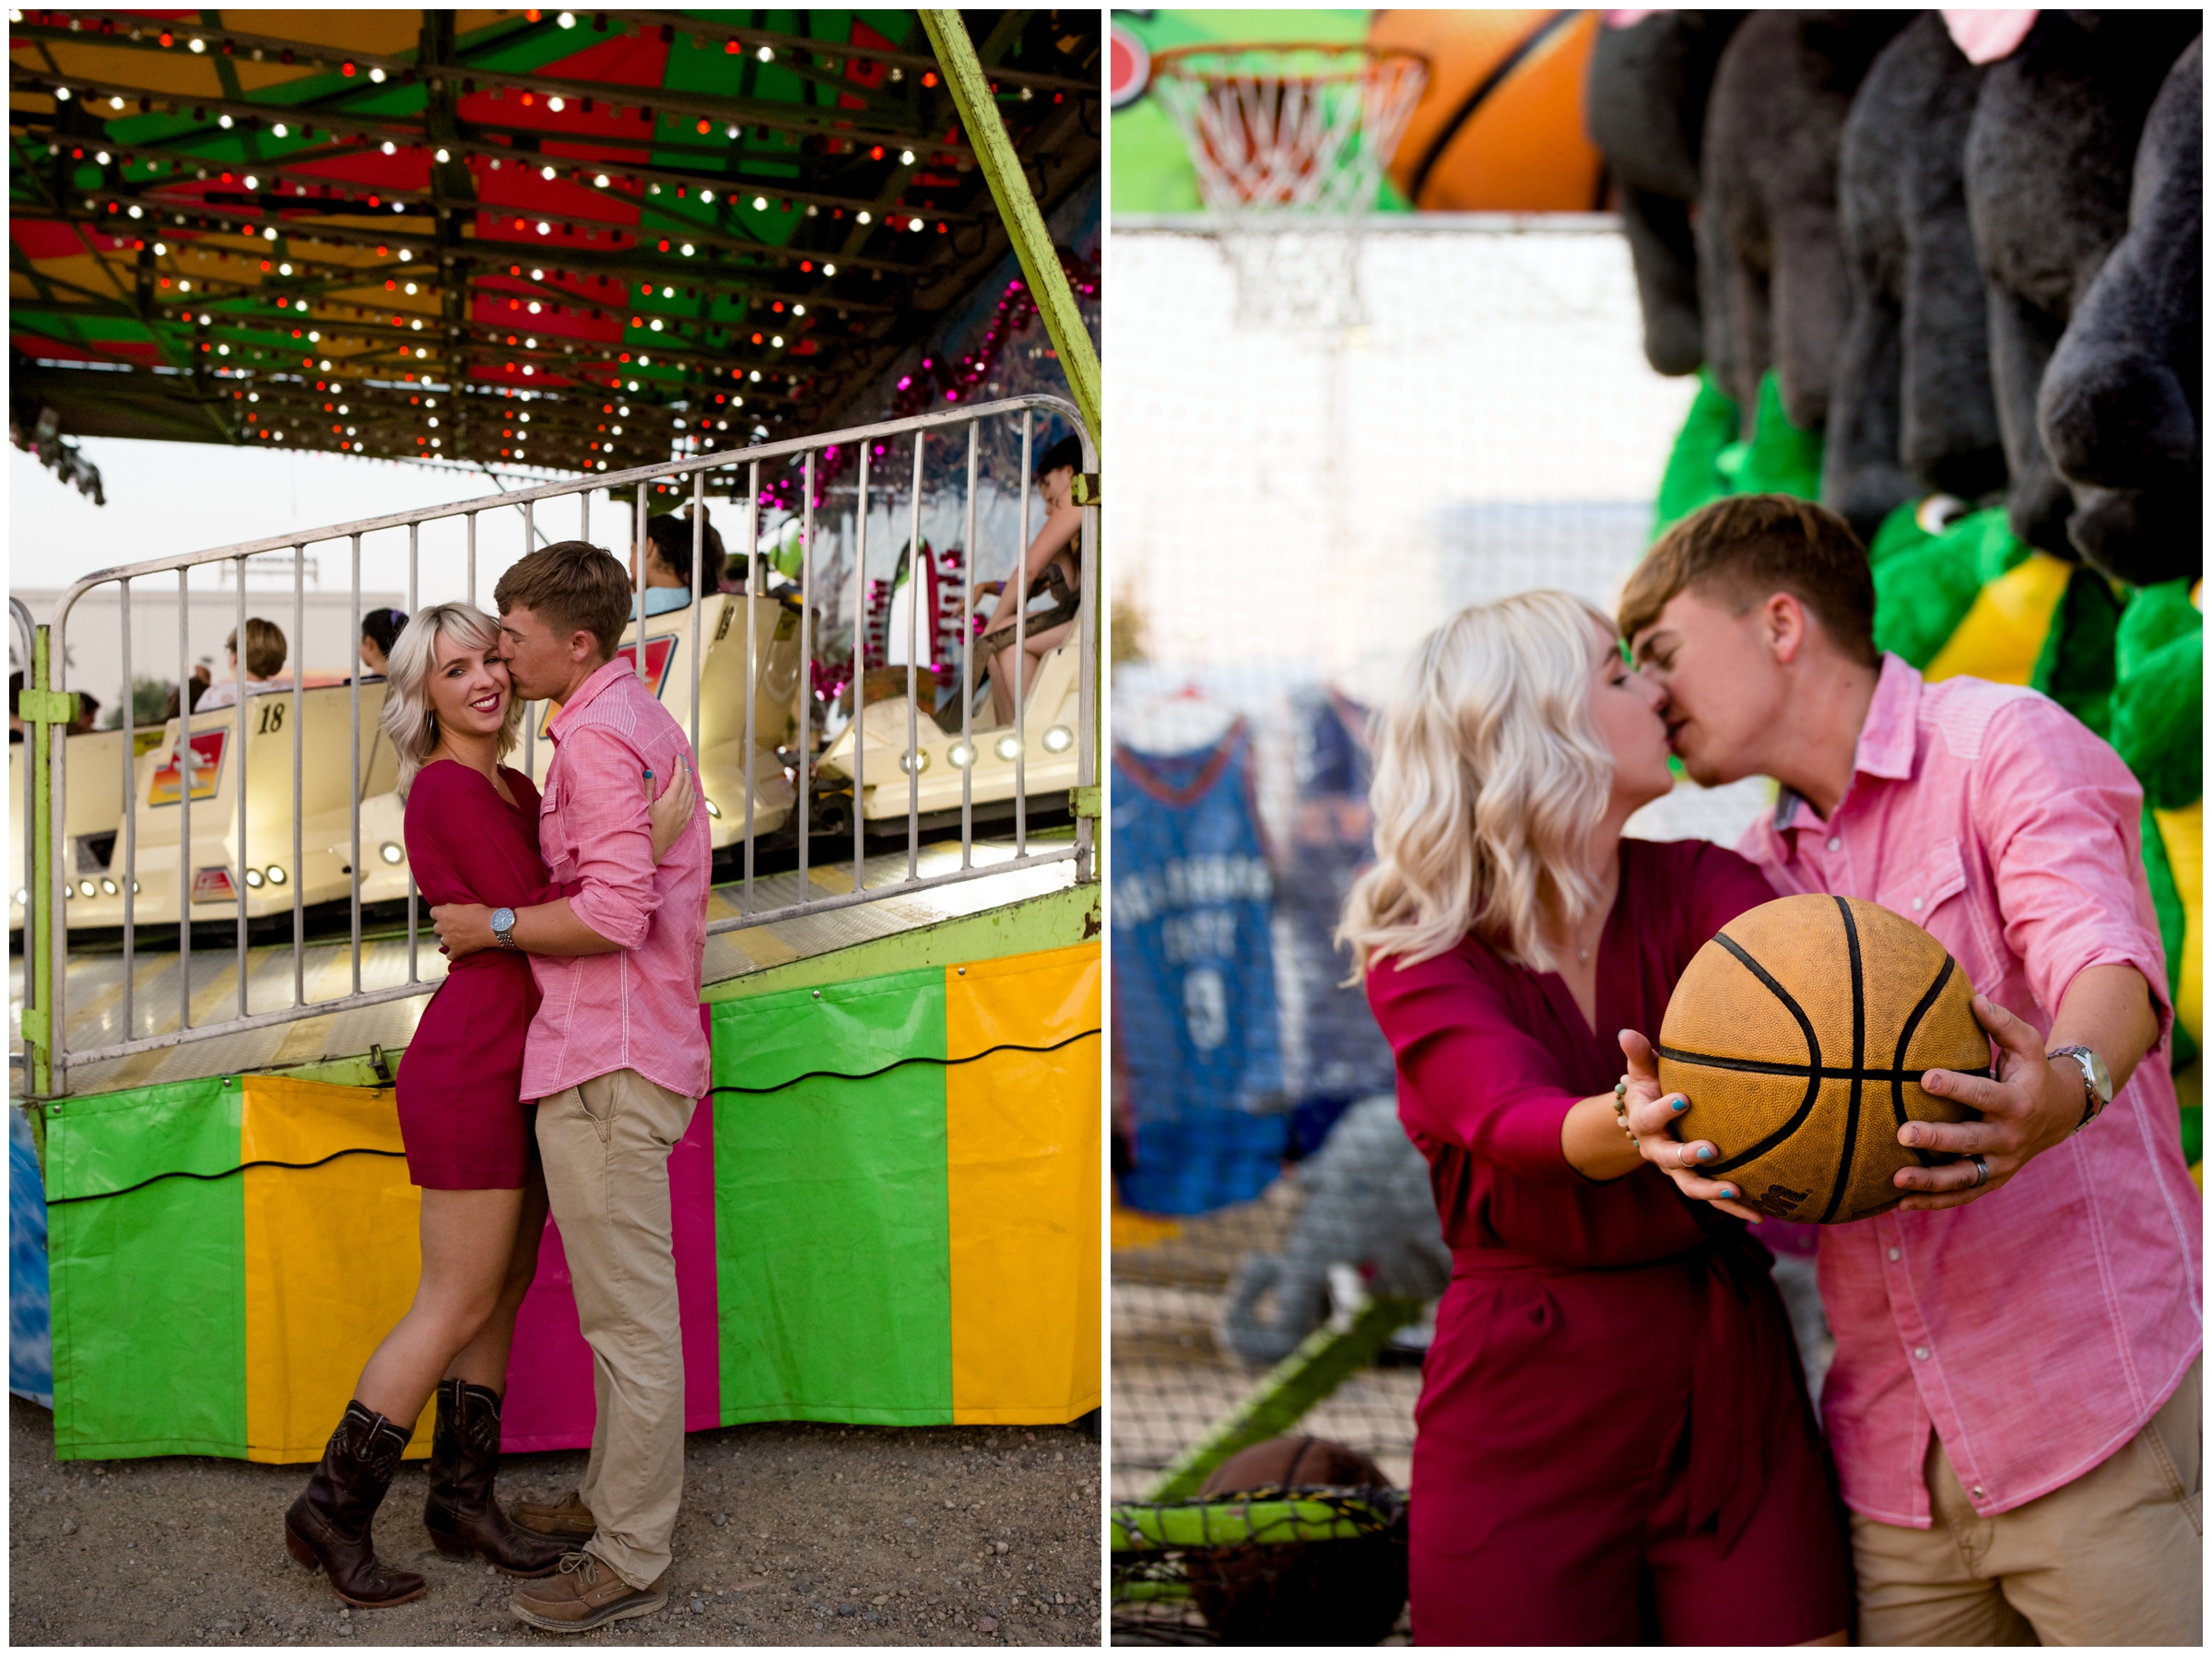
left=535, top=1069, right=695, bottom=1590
left=1853, top=1357, right=2202, bottom=1645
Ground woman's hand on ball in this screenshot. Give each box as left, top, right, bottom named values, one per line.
left=1618, top=1028, right=1765, bottom=1225
left=1892, top=992, right=2071, bottom=1211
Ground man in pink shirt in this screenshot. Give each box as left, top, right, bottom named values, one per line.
left=1615, top=496, right=2199, bottom=1644
left=432, top=541, right=711, bottom=1634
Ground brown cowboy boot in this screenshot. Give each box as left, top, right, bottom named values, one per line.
left=422, top=1380, right=567, bottom=1578
left=283, top=1401, right=428, bottom=1608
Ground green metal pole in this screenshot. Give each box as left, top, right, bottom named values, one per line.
left=19, top=625, right=77, bottom=1114
left=1144, top=1295, right=1427, bottom=1502
left=920, top=10, right=1104, bottom=871
left=918, top=10, right=1100, bottom=446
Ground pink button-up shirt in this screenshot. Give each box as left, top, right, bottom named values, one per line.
left=1738, top=654, right=2201, bottom=1527
left=521, top=656, right=712, bottom=1103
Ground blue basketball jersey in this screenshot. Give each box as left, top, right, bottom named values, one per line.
left=1112, top=721, right=1287, bottom=1215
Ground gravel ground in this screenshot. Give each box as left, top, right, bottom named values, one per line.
left=10, top=1397, right=1102, bottom=1646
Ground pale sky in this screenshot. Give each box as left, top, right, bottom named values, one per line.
left=9, top=436, right=590, bottom=601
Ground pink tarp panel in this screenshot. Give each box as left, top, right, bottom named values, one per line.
left=499, top=1008, right=722, bottom=1453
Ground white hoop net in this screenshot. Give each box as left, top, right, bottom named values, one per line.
left=1151, top=42, right=1429, bottom=332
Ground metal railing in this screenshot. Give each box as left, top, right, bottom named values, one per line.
left=10, top=598, right=36, bottom=1075
left=27, top=393, right=1096, bottom=1088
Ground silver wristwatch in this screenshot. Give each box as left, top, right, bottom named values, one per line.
left=2048, top=1045, right=2112, bottom=1133
left=490, top=907, right=518, bottom=950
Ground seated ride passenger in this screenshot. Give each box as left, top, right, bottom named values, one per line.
left=640, top=508, right=724, bottom=617
left=197, top=617, right=292, bottom=710
left=359, top=607, right=408, bottom=682
left=974, top=435, right=1084, bottom=725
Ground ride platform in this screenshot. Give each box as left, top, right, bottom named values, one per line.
left=11, top=829, right=1077, bottom=1098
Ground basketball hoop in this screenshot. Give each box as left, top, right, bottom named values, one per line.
left=1151, top=42, right=1429, bottom=331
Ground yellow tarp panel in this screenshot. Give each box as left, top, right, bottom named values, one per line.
left=944, top=944, right=1102, bottom=1424
left=2156, top=799, right=2204, bottom=1047
left=240, top=1076, right=433, bottom=1462
left=1925, top=550, right=2071, bottom=686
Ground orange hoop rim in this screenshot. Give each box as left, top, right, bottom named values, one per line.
left=1149, top=41, right=1431, bottom=88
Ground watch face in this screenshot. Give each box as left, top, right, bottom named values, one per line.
left=2086, top=1050, right=2113, bottom=1102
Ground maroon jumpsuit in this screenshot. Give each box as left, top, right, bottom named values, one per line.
left=395, top=759, right=558, bottom=1191
left=1365, top=837, right=1853, bottom=1645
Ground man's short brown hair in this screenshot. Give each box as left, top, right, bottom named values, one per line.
left=1618, top=494, right=1878, bottom=666
left=492, top=540, right=633, bottom=661
left=226, top=617, right=288, bottom=679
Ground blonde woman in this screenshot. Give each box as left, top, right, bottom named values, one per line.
left=284, top=604, right=693, bottom=1609
left=1342, top=592, right=1849, bottom=1646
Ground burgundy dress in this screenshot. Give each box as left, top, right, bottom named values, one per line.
left=396, top=760, right=559, bottom=1191
left=1365, top=837, right=1853, bottom=1646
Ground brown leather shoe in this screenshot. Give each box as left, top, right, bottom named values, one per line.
left=509, top=1552, right=667, bottom=1632
left=508, top=1486, right=597, bottom=1540
left=283, top=1401, right=429, bottom=1608
left=422, top=1380, right=568, bottom=1578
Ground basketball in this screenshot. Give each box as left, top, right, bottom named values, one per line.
left=1656, top=895, right=1991, bottom=1225
left=1185, top=1436, right=1407, bottom=1645
left=1369, top=9, right=1604, bottom=211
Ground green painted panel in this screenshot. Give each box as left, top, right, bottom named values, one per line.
left=44, top=1075, right=242, bottom=1201
left=712, top=971, right=953, bottom=1424
left=49, top=1175, right=246, bottom=1460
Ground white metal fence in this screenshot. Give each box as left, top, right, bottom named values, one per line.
left=29, top=393, right=1096, bottom=1085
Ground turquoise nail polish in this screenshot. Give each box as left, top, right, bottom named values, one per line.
left=1696, top=1145, right=1714, bottom=1161
left=1670, top=1097, right=1688, bottom=1112
left=1719, top=1187, right=1735, bottom=1200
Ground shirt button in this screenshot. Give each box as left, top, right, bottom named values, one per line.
left=1971, top=1486, right=1985, bottom=1498
left=1913, top=1345, right=1930, bottom=1360
left=1888, top=1247, right=1901, bottom=1262
left=1911, top=897, right=1924, bottom=911
left=1827, top=837, right=1841, bottom=851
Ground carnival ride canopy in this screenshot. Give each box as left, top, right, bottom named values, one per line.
left=8, top=7, right=1100, bottom=490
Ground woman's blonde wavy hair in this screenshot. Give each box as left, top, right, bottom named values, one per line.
left=380, top=602, right=524, bottom=800
left=1340, top=591, right=1620, bottom=981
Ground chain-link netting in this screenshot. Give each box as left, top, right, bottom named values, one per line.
left=1109, top=221, right=1830, bottom=1644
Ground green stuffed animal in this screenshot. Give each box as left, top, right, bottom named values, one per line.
left=1652, top=369, right=1826, bottom=539
left=1868, top=499, right=2122, bottom=739
left=2107, top=581, right=2203, bottom=1127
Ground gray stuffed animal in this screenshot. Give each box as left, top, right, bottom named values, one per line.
left=1963, top=10, right=2200, bottom=558
left=1823, top=13, right=2005, bottom=541
left=1583, top=11, right=1744, bottom=377
left=2036, top=34, right=2202, bottom=583
left=1219, top=1094, right=1449, bottom=1367
left=1699, top=11, right=1911, bottom=432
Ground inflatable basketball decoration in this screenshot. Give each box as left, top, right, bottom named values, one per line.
left=1370, top=8, right=1604, bottom=211
left=1657, top=895, right=1990, bottom=1224
left=1185, top=1436, right=1408, bottom=1645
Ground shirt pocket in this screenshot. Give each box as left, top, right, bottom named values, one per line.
left=1880, top=836, right=1967, bottom=926
left=536, top=781, right=570, bottom=876
left=1880, top=836, right=2002, bottom=989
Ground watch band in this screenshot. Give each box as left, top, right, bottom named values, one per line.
left=491, top=907, right=518, bottom=950
left=2048, top=1046, right=2109, bottom=1133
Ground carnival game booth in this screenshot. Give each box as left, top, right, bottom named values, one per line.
left=14, top=8, right=1102, bottom=1461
